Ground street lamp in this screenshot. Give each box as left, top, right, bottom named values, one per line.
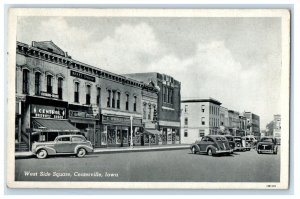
left=130, top=115, right=133, bottom=148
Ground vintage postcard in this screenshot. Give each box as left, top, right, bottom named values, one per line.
left=6, top=8, right=290, bottom=189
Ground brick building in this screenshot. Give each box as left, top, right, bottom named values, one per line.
left=123, top=73, right=181, bottom=144
left=180, top=98, right=221, bottom=144
left=15, top=41, right=149, bottom=149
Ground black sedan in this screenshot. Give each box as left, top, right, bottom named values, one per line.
left=190, top=135, right=233, bottom=156
left=256, top=137, right=278, bottom=154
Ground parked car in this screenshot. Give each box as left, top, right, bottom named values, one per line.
left=241, top=136, right=252, bottom=151
left=256, top=137, right=278, bottom=154
left=224, top=135, right=235, bottom=153
left=233, top=136, right=245, bottom=151
left=190, top=135, right=233, bottom=156
left=32, top=135, right=94, bottom=159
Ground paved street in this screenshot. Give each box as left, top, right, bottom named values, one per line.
left=15, top=147, right=280, bottom=182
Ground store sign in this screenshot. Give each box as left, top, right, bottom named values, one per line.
left=69, top=110, right=96, bottom=119
left=102, top=115, right=142, bottom=126
left=70, top=70, right=95, bottom=82
left=31, top=105, right=66, bottom=119
left=40, top=91, right=59, bottom=99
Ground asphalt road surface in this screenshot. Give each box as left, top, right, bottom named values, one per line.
left=15, top=147, right=280, bottom=182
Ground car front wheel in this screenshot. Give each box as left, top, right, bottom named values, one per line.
left=207, top=148, right=213, bottom=156
left=191, top=147, right=197, bottom=154
left=273, top=149, right=278, bottom=155
left=36, top=149, right=48, bottom=159
left=77, top=148, right=86, bottom=158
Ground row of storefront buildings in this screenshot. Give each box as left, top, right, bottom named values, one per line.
left=15, top=41, right=181, bottom=150
left=180, top=98, right=261, bottom=144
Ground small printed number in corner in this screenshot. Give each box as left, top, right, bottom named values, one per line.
left=266, top=185, right=277, bottom=188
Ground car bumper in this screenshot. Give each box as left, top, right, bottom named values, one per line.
left=257, top=149, right=274, bottom=153
left=216, top=149, right=233, bottom=154
left=234, top=147, right=244, bottom=151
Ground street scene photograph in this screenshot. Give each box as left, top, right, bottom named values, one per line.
left=7, top=9, right=290, bottom=189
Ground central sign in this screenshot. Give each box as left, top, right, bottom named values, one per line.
left=70, top=70, right=95, bottom=82
left=31, top=104, right=66, bottom=119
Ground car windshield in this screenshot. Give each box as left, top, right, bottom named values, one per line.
left=216, top=137, right=226, bottom=141
left=225, top=137, right=233, bottom=141
left=260, top=138, right=273, bottom=142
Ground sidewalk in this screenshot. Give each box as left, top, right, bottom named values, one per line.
left=15, top=144, right=190, bottom=158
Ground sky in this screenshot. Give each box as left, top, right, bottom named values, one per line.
left=17, top=16, right=282, bottom=129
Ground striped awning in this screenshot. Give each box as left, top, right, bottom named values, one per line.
left=32, top=118, right=80, bottom=132
left=144, top=129, right=162, bottom=135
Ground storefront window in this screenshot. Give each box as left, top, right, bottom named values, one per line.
left=116, top=127, right=121, bottom=144
left=100, top=126, right=107, bottom=146
left=107, top=126, right=116, bottom=144
left=122, top=127, right=128, bottom=144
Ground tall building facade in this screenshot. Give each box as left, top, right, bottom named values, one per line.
left=228, top=110, right=240, bottom=136
left=273, top=114, right=281, bottom=141
left=16, top=41, right=166, bottom=149
left=180, top=98, right=221, bottom=144
left=244, top=112, right=261, bottom=139
left=124, top=73, right=181, bottom=144
left=219, top=106, right=229, bottom=135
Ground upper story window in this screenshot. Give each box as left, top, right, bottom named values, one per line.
left=170, top=88, right=173, bottom=104
left=74, top=82, right=79, bottom=103
left=143, top=103, right=147, bottom=119
left=148, top=105, right=152, bottom=120
left=86, top=85, right=91, bottom=105
left=112, top=91, right=116, bottom=108
left=34, top=72, right=41, bottom=95
left=184, top=117, right=188, bottom=125
left=163, top=86, right=167, bottom=103
left=199, top=130, right=205, bottom=137
left=107, top=90, right=111, bottom=108
left=117, top=92, right=120, bottom=109
left=184, top=105, right=188, bottom=113
left=96, top=87, right=101, bottom=105
left=201, top=117, right=205, bottom=125
left=46, top=75, right=53, bottom=94
left=201, top=105, right=205, bottom=112
left=57, top=77, right=63, bottom=100
left=184, top=130, right=188, bottom=137
left=133, top=96, right=137, bottom=112
left=126, top=94, right=129, bottom=111
left=22, top=69, right=29, bottom=94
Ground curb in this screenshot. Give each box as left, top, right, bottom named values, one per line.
left=15, top=146, right=190, bottom=159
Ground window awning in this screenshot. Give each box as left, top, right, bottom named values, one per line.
left=144, top=129, right=162, bottom=135
left=32, top=118, right=80, bottom=133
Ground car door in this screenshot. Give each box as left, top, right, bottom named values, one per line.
left=55, top=137, right=72, bottom=153
left=198, top=137, right=209, bottom=152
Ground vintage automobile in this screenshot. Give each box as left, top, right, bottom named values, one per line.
left=32, top=135, right=94, bottom=159
left=233, top=136, right=245, bottom=151
left=224, top=135, right=235, bottom=153
left=256, top=137, right=278, bottom=154
left=190, top=135, right=233, bottom=156
left=241, top=136, right=252, bottom=151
